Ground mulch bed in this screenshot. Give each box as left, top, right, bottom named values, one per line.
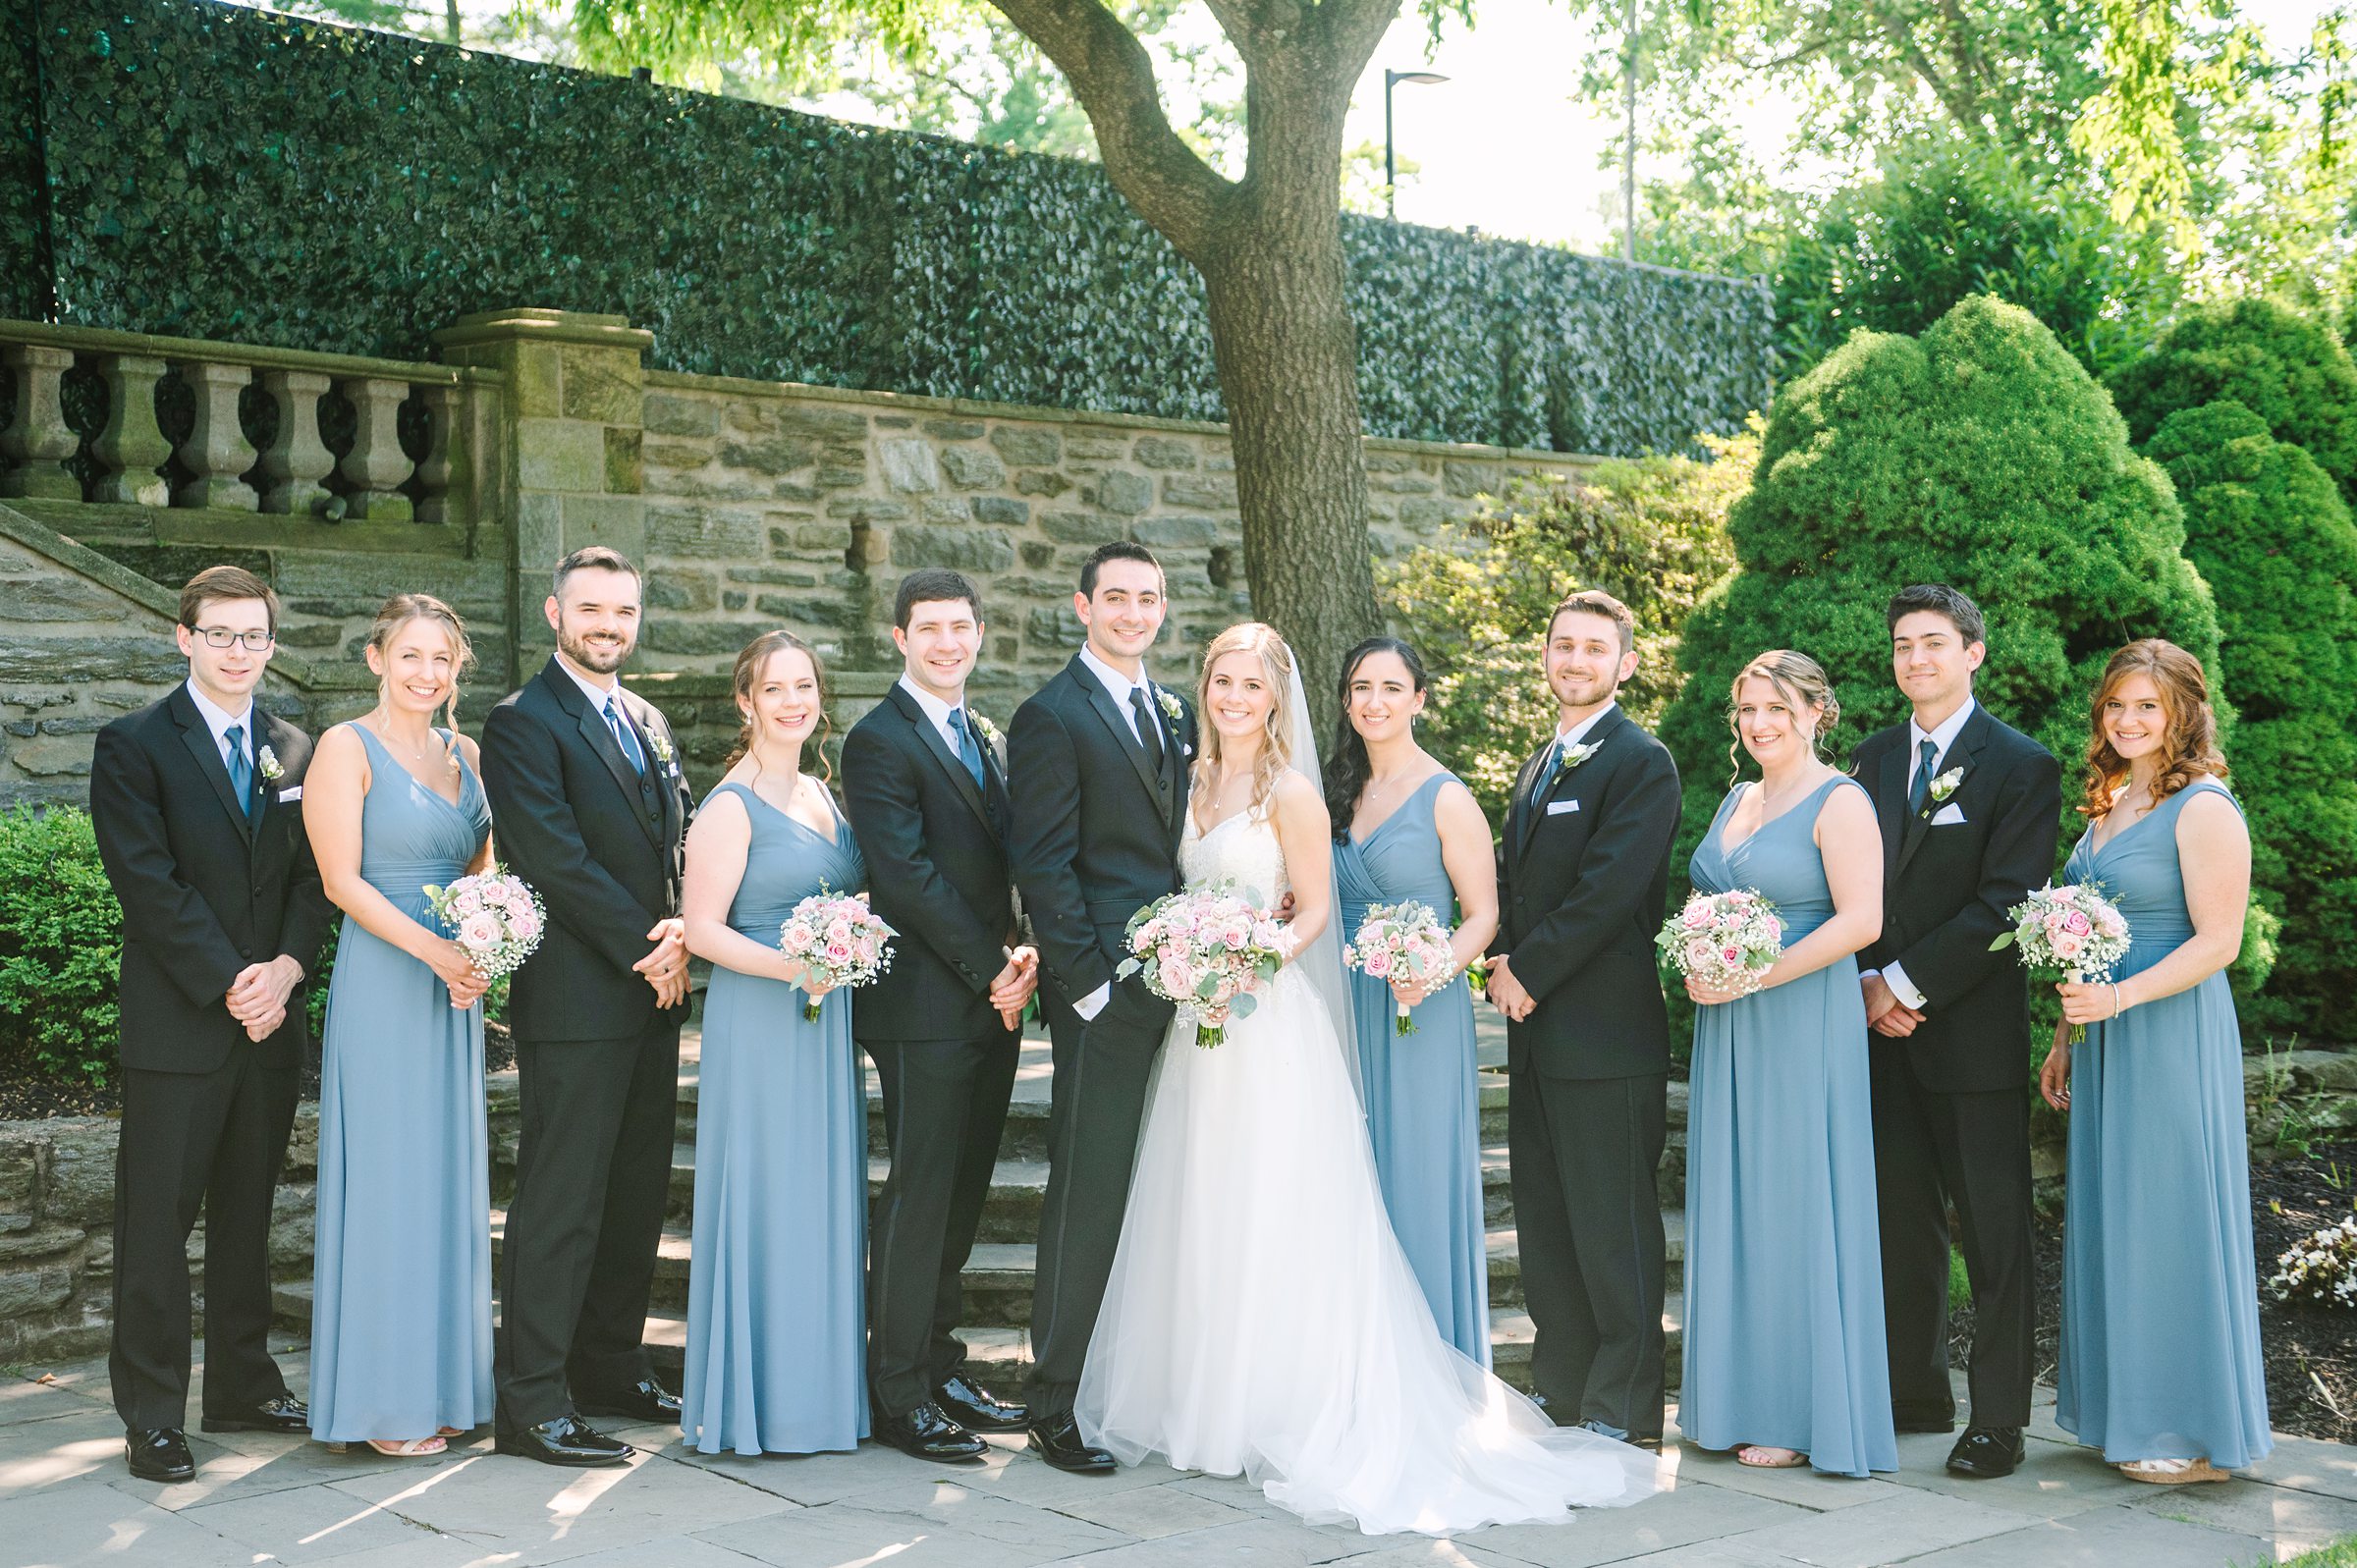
left=1949, top=1138, right=2357, bottom=1445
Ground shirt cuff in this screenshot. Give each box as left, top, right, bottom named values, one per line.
left=1883, top=961, right=1927, bottom=1011
left=1074, top=982, right=1111, bottom=1021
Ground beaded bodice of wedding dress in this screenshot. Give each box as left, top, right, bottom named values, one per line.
left=1179, top=807, right=1290, bottom=904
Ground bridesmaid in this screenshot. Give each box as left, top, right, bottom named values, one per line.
left=680, top=630, right=868, bottom=1456
left=304, top=594, right=494, bottom=1458
left=1681, top=651, right=1894, bottom=1477
left=1325, top=638, right=1500, bottom=1365
left=2042, top=640, right=2269, bottom=1484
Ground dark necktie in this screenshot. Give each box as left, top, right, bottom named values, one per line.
left=949, top=708, right=986, bottom=789
left=1128, top=687, right=1165, bottom=770
left=605, top=695, right=647, bottom=776
left=1908, top=736, right=1940, bottom=814
left=225, top=724, right=258, bottom=824
left=1529, top=736, right=1564, bottom=809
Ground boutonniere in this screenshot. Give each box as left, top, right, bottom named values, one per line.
left=1561, top=740, right=1601, bottom=770
left=969, top=712, right=1002, bottom=748
left=646, top=728, right=681, bottom=777
left=1921, top=766, right=1964, bottom=817
left=1155, top=688, right=1183, bottom=725
left=257, top=745, right=285, bottom=784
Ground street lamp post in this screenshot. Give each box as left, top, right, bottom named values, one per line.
left=1383, top=69, right=1450, bottom=220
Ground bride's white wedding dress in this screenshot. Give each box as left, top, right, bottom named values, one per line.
left=1075, top=808, right=1664, bottom=1535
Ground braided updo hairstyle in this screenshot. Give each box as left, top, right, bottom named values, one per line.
left=1725, top=649, right=1839, bottom=783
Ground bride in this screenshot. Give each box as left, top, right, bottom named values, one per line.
left=1075, top=622, right=1664, bottom=1535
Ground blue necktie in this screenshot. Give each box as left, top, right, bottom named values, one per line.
left=1908, top=736, right=1940, bottom=814
left=225, top=724, right=257, bottom=823
left=605, top=696, right=647, bottom=776
left=949, top=708, right=986, bottom=789
left=1529, top=736, right=1564, bottom=809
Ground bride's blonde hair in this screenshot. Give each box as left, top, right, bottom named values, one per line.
left=1193, top=622, right=1297, bottom=821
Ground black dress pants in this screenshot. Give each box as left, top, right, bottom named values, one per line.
left=863, top=1027, right=1022, bottom=1416
left=495, top=1015, right=682, bottom=1430
left=110, top=1044, right=299, bottom=1431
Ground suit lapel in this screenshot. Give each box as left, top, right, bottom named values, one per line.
left=1895, top=706, right=1991, bottom=878
left=1876, top=737, right=1908, bottom=890
left=1073, top=661, right=1167, bottom=815
left=1517, top=708, right=1625, bottom=862
left=891, top=684, right=993, bottom=833
left=170, top=686, right=255, bottom=846
left=544, top=662, right=664, bottom=850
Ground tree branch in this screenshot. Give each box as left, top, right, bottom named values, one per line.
left=988, top=0, right=1233, bottom=257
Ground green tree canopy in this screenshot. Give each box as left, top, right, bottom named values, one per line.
left=1658, top=295, right=2221, bottom=862
left=2148, top=399, right=2357, bottom=1039
left=2108, top=297, right=2357, bottom=506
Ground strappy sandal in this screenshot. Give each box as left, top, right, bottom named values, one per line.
left=1736, top=1445, right=1808, bottom=1469
left=325, top=1435, right=447, bottom=1458
left=2116, top=1456, right=2230, bottom=1485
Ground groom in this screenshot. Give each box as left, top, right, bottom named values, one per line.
left=482, top=546, right=697, bottom=1466
left=1486, top=589, right=1680, bottom=1450
left=1010, top=540, right=1194, bottom=1474
left=1855, top=584, right=2060, bottom=1479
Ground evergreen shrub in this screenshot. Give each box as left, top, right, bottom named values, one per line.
left=0, top=805, right=123, bottom=1085
left=2150, top=400, right=2357, bottom=1041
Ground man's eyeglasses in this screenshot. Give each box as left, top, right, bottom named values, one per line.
left=191, top=626, right=276, bottom=652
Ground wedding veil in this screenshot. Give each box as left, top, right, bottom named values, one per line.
left=1277, top=641, right=1366, bottom=1104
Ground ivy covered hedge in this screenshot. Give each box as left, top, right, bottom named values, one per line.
left=1, top=0, right=1771, bottom=457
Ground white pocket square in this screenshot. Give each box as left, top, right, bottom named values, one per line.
left=276, top=784, right=302, bottom=802
left=1546, top=799, right=1580, bottom=816
left=1929, top=802, right=1965, bottom=826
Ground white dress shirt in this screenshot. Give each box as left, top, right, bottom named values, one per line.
left=185, top=678, right=255, bottom=773
left=1876, top=696, right=1978, bottom=1011
left=556, top=654, right=622, bottom=712
left=896, top=673, right=968, bottom=755
left=1073, top=644, right=1160, bottom=1021
left=1556, top=700, right=1617, bottom=750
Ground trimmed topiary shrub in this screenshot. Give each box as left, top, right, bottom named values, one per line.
left=0, top=804, right=124, bottom=1085
left=2108, top=298, right=2357, bottom=508
left=1659, top=294, right=2223, bottom=876
left=2149, top=400, right=2357, bottom=1043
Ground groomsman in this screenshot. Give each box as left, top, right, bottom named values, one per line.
left=842, top=568, right=1038, bottom=1463
left=1011, top=541, right=1194, bottom=1473
left=482, top=546, right=697, bottom=1466
left=1855, top=584, right=2060, bottom=1480
left=1487, top=590, right=1680, bottom=1449
left=89, top=567, right=335, bottom=1482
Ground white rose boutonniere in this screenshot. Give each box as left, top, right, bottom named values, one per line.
left=1923, top=766, right=1964, bottom=815
left=257, top=745, right=285, bottom=784
left=1155, top=687, right=1183, bottom=725
left=646, top=729, right=680, bottom=776
left=1561, top=740, right=1601, bottom=771
left=968, top=712, right=1002, bottom=748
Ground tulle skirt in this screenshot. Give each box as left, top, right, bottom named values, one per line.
left=1076, top=968, right=1664, bottom=1535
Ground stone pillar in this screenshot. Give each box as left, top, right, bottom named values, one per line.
left=411, top=382, right=464, bottom=525
left=0, top=345, right=81, bottom=500
left=257, top=369, right=335, bottom=516
left=170, top=360, right=259, bottom=511
left=433, top=308, right=651, bottom=678
left=337, top=376, right=415, bottom=521
left=89, top=353, right=173, bottom=507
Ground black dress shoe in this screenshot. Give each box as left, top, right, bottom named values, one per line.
left=125, top=1428, right=195, bottom=1484
left=1894, top=1408, right=1957, bottom=1434
left=1946, top=1425, right=2026, bottom=1479
left=934, top=1373, right=1028, bottom=1433
left=574, top=1377, right=682, bottom=1426
left=201, top=1393, right=310, bottom=1433
left=1027, top=1412, right=1115, bottom=1474
left=874, top=1401, right=988, bottom=1463
left=495, top=1415, right=633, bottom=1467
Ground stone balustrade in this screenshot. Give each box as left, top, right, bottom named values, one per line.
left=0, top=322, right=498, bottom=526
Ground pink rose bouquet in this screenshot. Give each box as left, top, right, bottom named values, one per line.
left=1655, top=889, right=1783, bottom=998
left=1117, top=880, right=1291, bottom=1048
left=779, top=887, right=895, bottom=1021
left=422, top=867, right=546, bottom=982
left=1991, top=881, right=2131, bottom=1042
left=1344, top=900, right=1459, bottom=1036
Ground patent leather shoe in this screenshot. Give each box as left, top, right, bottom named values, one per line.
left=1028, top=1411, right=1116, bottom=1473
left=934, top=1373, right=1027, bottom=1433
left=125, top=1428, right=195, bottom=1484
left=1946, top=1425, right=2025, bottom=1479
left=495, top=1414, right=633, bottom=1467
left=574, top=1376, right=682, bottom=1425
left=874, top=1401, right=988, bottom=1463
left=201, top=1393, right=310, bottom=1433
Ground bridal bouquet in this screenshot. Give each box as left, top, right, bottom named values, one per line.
left=1118, top=882, right=1291, bottom=1049
left=422, top=867, right=546, bottom=981
left=780, top=888, right=896, bottom=1021
left=1656, top=889, right=1783, bottom=998
left=1990, top=881, right=2131, bottom=1042
left=1344, top=900, right=1458, bottom=1036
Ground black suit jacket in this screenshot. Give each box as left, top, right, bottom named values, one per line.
left=1491, top=707, right=1681, bottom=1080
left=89, top=686, right=335, bottom=1075
left=1854, top=704, right=2063, bottom=1094
left=1008, top=656, right=1195, bottom=1010
left=480, top=658, right=695, bottom=1043
left=843, top=683, right=1023, bottom=1042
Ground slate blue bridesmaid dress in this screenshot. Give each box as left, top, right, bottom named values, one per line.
left=681, top=781, right=870, bottom=1456
left=309, top=724, right=494, bottom=1442
left=2056, top=777, right=2270, bottom=1469
left=1680, top=776, right=1896, bottom=1478
left=1333, top=772, right=1490, bottom=1366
